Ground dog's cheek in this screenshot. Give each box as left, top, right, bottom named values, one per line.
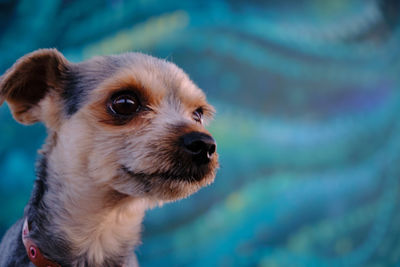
left=89, top=135, right=130, bottom=185
left=111, top=174, right=150, bottom=197
left=54, top=117, right=93, bottom=171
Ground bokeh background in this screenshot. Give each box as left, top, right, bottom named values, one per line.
left=1, top=0, right=400, bottom=266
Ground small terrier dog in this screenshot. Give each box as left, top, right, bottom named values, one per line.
left=0, top=49, right=218, bottom=267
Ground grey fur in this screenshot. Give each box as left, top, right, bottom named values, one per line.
left=0, top=219, right=32, bottom=267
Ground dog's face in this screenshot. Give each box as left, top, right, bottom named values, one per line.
left=0, top=49, right=218, bottom=202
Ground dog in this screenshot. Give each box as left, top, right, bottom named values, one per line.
left=0, top=49, right=218, bottom=267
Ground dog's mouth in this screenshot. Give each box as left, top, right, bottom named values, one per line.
left=120, top=165, right=208, bottom=183
left=115, top=154, right=218, bottom=200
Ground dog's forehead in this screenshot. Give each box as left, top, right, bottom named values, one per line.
left=63, top=53, right=205, bottom=116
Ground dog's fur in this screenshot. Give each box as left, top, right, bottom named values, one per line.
left=0, top=49, right=218, bottom=267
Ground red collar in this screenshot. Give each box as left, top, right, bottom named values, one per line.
left=22, top=218, right=61, bottom=267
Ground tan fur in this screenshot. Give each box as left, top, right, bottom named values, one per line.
left=0, top=49, right=218, bottom=266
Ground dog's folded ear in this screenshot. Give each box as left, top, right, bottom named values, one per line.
left=0, top=49, right=69, bottom=126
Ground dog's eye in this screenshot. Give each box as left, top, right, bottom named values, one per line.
left=109, top=92, right=140, bottom=116
left=193, top=108, right=203, bottom=123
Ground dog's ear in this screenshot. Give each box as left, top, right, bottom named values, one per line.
left=0, top=49, right=69, bottom=127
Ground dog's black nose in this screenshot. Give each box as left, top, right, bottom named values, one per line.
left=182, top=132, right=216, bottom=164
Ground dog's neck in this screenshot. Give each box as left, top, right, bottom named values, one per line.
left=26, top=135, right=149, bottom=267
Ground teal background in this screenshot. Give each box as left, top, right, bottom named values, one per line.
left=1, top=0, right=400, bottom=266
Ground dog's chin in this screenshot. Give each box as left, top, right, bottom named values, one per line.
left=112, top=164, right=217, bottom=201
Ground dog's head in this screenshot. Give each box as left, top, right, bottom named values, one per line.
left=0, top=49, right=218, bottom=202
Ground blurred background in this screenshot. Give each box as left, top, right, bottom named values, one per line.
left=1, top=0, right=400, bottom=266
